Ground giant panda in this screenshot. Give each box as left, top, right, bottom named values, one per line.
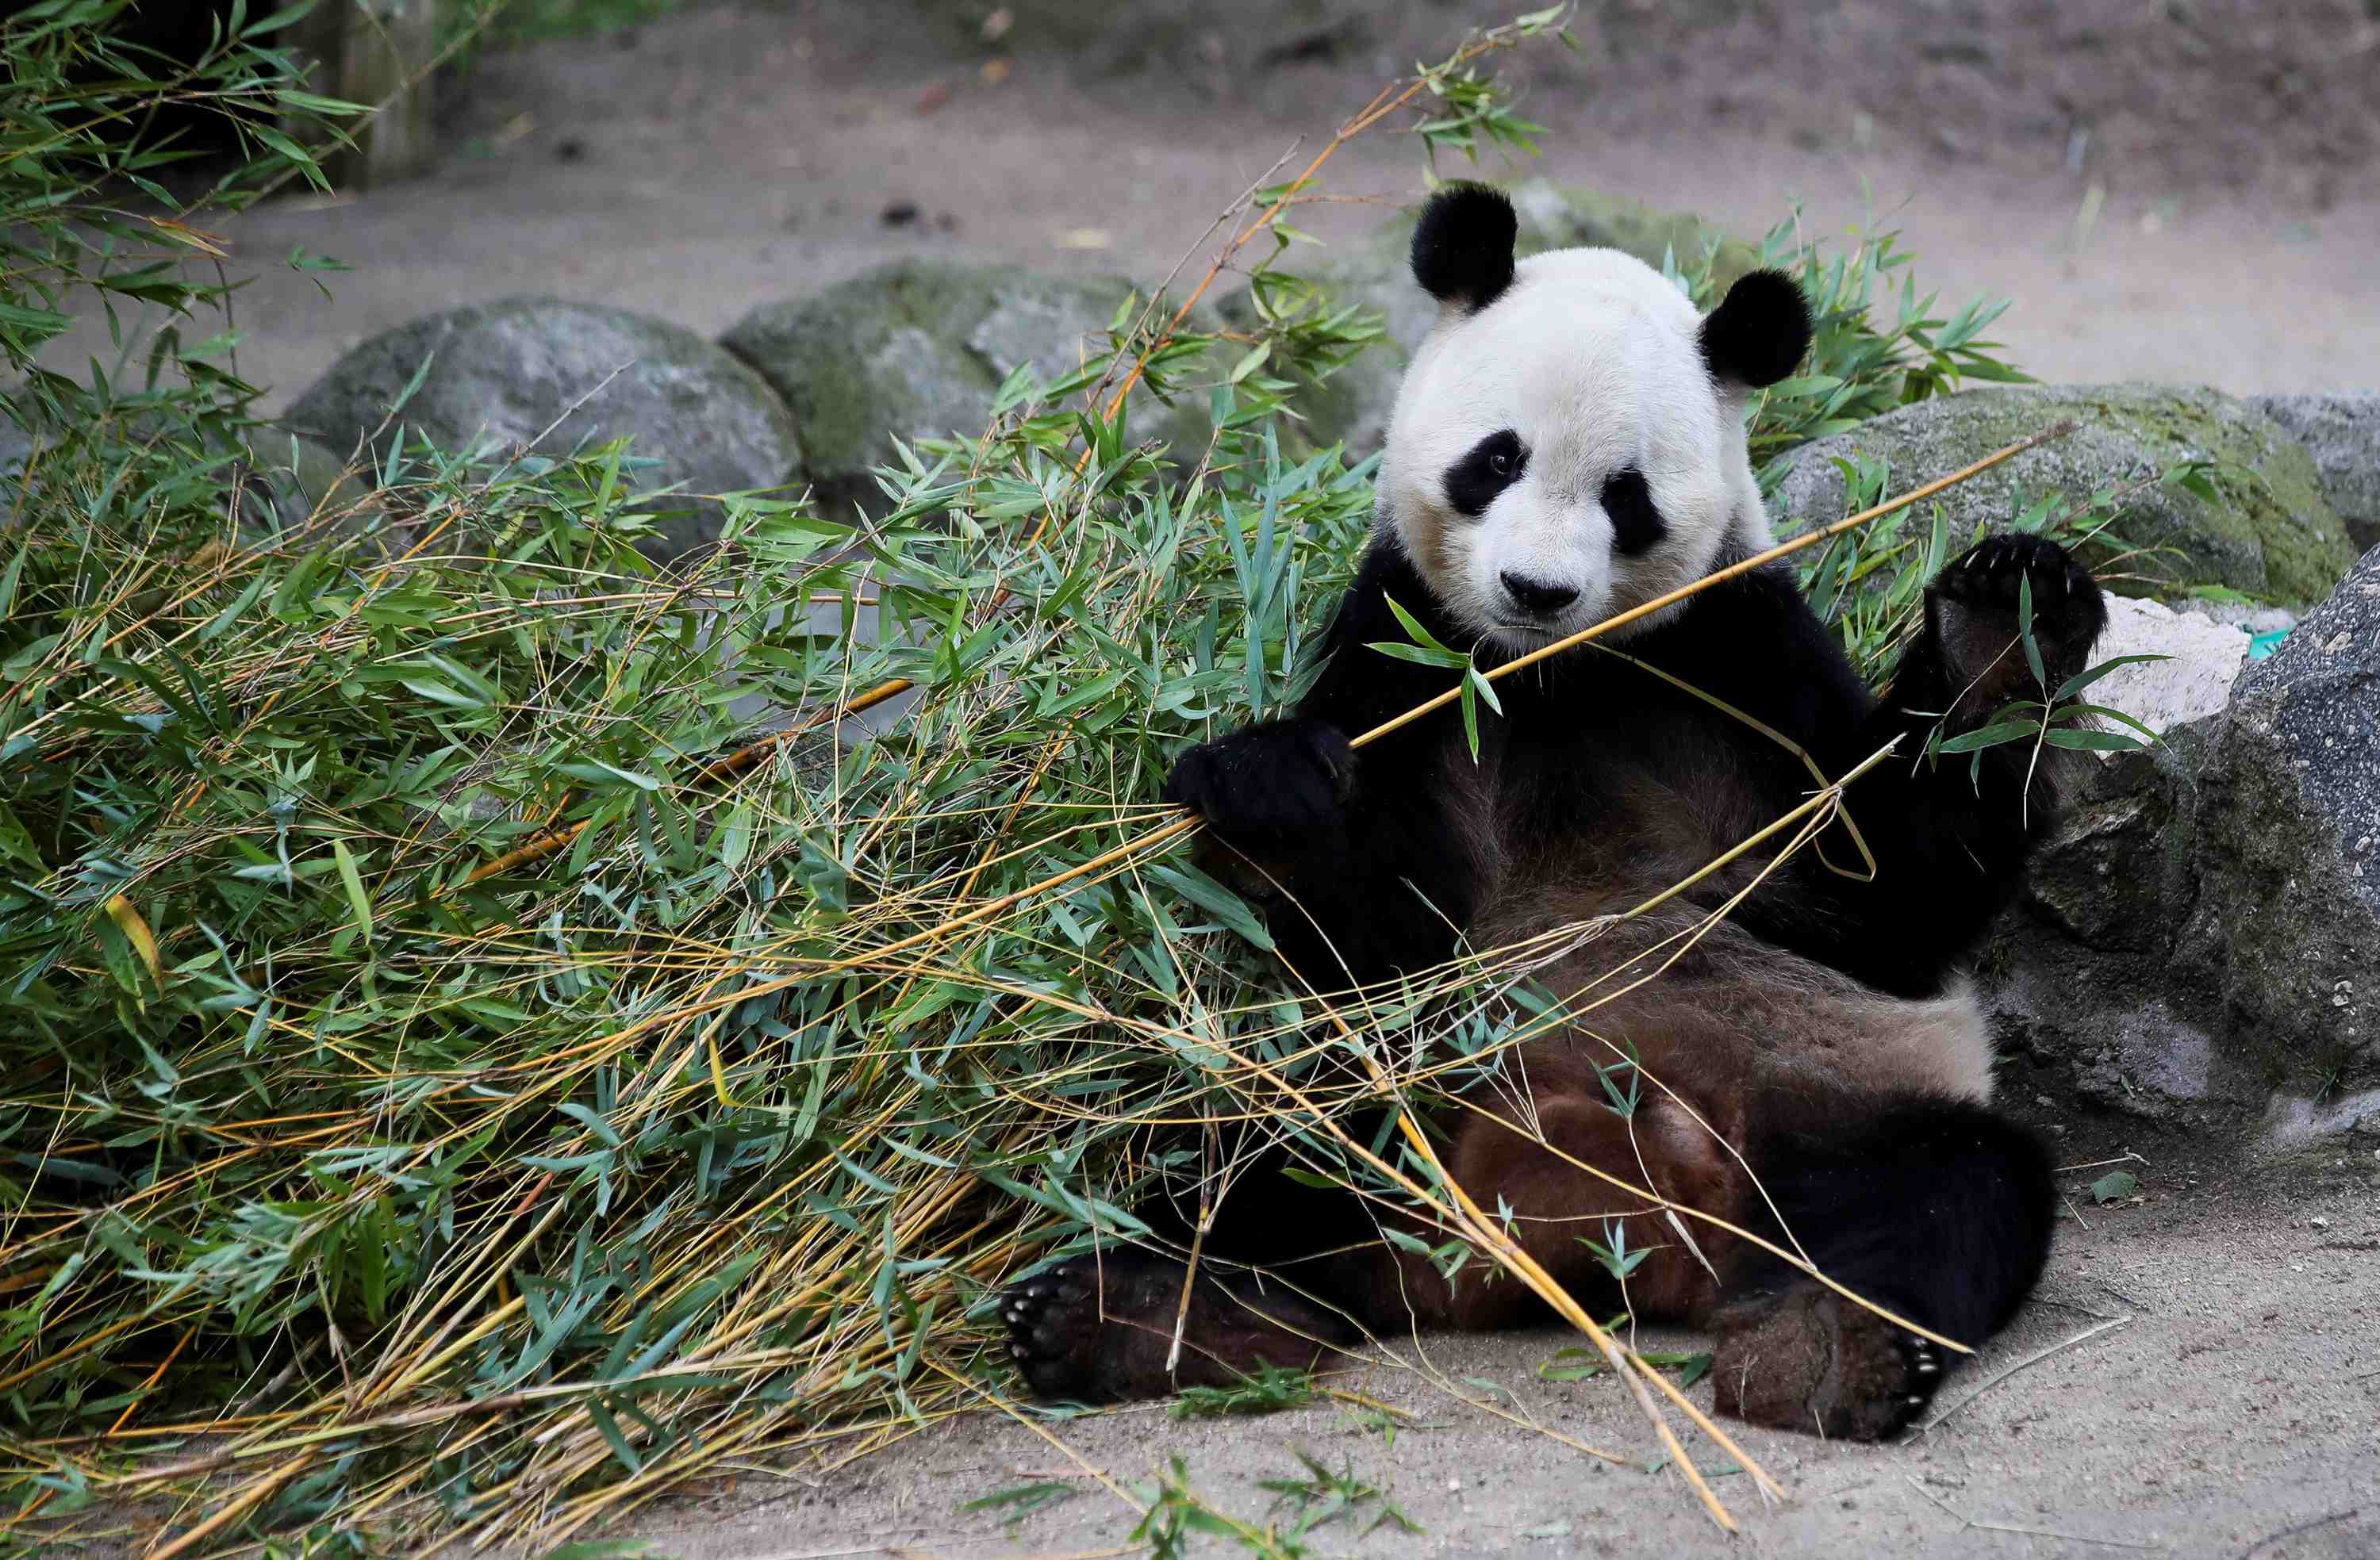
left=1004, top=184, right=2108, bottom=1440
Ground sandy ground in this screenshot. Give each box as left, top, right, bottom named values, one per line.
left=596, top=1145, right=2380, bottom=1560
left=79, top=2, right=2377, bottom=420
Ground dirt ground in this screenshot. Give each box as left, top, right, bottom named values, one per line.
left=593, top=1140, right=2380, bottom=1560
left=88, top=4, right=2380, bottom=1554
left=152, top=0, right=2378, bottom=425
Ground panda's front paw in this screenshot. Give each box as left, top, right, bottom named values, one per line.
left=1927, top=533, right=2108, bottom=703
left=1933, top=533, right=2100, bottom=620
left=1164, top=719, right=1356, bottom=845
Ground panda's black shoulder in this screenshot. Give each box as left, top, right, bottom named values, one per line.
left=1318, top=537, right=1462, bottom=655
left=1297, top=537, right=1476, bottom=736
left=1628, top=562, right=1876, bottom=742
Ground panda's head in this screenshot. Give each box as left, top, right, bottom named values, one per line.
left=1379, top=183, right=1811, bottom=654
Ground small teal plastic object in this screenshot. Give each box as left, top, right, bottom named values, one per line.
left=2246, top=628, right=2289, bottom=661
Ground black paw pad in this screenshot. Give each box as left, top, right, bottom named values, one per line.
left=1933, top=534, right=2103, bottom=624
left=1002, top=1261, right=1106, bottom=1402
left=1163, top=719, right=1355, bottom=843
left=1929, top=533, right=2109, bottom=690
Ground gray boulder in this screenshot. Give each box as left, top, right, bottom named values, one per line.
left=242, top=431, right=416, bottom=555
left=2249, top=392, right=2380, bottom=554
left=2082, top=595, right=2259, bottom=734
left=721, top=261, right=1212, bottom=520
left=1990, top=545, right=2380, bottom=1149
left=2177, top=546, right=2379, bottom=1133
left=1220, top=180, right=1756, bottom=457
left=285, top=297, right=803, bottom=559
left=1774, top=383, right=2361, bottom=607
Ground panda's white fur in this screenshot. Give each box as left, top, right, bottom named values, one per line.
left=1381, top=248, right=1771, bottom=655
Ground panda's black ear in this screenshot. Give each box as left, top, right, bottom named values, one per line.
left=1410, top=183, right=1518, bottom=312
left=1699, top=269, right=1811, bottom=388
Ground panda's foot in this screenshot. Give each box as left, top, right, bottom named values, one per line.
left=1709, top=1284, right=1942, bottom=1441
left=1928, top=533, right=2107, bottom=707
left=1002, top=1250, right=1349, bottom=1404
left=1163, top=718, right=1355, bottom=847
left=1003, top=1255, right=1133, bottom=1403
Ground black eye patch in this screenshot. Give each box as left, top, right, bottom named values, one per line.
left=1442, top=429, right=1528, bottom=518
left=1600, top=467, right=1668, bottom=556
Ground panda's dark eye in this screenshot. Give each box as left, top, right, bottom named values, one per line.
left=1601, top=467, right=1669, bottom=557
left=1443, top=429, right=1528, bottom=518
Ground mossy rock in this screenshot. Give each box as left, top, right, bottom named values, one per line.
left=1771, top=383, right=2360, bottom=606
left=721, top=261, right=1215, bottom=520
left=2250, top=393, right=2380, bottom=554
left=284, top=297, right=803, bottom=560
left=1219, top=179, right=1757, bottom=458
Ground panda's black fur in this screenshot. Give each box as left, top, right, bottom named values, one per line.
left=1409, top=180, right=1520, bottom=312
left=1004, top=186, right=2107, bottom=1442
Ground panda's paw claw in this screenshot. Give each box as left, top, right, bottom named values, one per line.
left=1933, top=534, right=2103, bottom=632
left=1002, top=1259, right=1110, bottom=1402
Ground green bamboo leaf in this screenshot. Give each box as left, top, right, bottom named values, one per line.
left=1364, top=639, right=1466, bottom=669
left=1380, top=592, right=1455, bottom=655
left=2017, top=569, right=2048, bottom=691
left=587, top=1400, right=645, bottom=1474
left=1149, top=863, right=1273, bottom=950
left=1934, top=719, right=2040, bottom=754
left=2053, top=654, right=2170, bottom=702
left=1467, top=663, right=1503, bottom=715
left=331, top=838, right=373, bottom=944
left=2063, top=702, right=2163, bottom=742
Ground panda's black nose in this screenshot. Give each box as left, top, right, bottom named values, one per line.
left=1499, top=571, right=1579, bottom=618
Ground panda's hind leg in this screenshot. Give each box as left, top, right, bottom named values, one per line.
left=1000, top=1086, right=1747, bottom=1402
left=1709, top=1093, right=2056, bottom=1439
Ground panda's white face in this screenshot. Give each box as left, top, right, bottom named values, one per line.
left=1380, top=247, right=1772, bottom=655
